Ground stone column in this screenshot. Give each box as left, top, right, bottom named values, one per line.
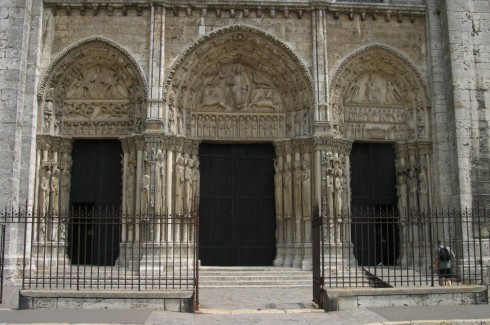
left=146, top=5, right=165, bottom=131
left=282, top=142, right=294, bottom=267
left=273, top=144, right=285, bottom=266
left=292, top=150, right=303, bottom=268
left=316, top=137, right=356, bottom=275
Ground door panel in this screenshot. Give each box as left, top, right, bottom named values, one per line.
left=199, top=144, right=276, bottom=266
left=69, top=140, right=122, bottom=266
left=350, top=143, right=399, bottom=266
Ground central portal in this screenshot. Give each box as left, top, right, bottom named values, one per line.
left=199, top=143, right=276, bottom=266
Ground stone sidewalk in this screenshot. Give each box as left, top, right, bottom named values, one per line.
left=0, top=287, right=489, bottom=324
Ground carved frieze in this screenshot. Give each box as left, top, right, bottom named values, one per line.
left=190, top=113, right=291, bottom=140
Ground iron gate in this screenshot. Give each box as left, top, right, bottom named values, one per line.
left=0, top=224, right=5, bottom=304
left=312, top=207, right=487, bottom=303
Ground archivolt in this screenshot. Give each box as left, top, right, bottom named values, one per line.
left=38, top=36, right=148, bottom=99
left=329, top=43, right=430, bottom=106
left=164, top=24, right=315, bottom=112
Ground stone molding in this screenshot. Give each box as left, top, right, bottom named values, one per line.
left=43, top=1, right=426, bottom=19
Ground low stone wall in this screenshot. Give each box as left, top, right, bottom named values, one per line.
left=324, top=285, right=489, bottom=311
left=19, top=290, right=194, bottom=312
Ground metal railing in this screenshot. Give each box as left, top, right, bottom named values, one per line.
left=319, top=207, right=487, bottom=288
left=0, top=224, right=5, bottom=303
left=0, top=207, right=198, bottom=293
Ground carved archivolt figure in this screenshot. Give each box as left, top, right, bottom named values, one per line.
left=283, top=162, right=292, bottom=219
left=175, top=156, right=185, bottom=215
left=44, top=88, right=54, bottom=133
left=301, top=160, right=311, bottom=219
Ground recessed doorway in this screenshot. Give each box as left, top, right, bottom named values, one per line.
left=350, top=142, right=399, bottom=266
left=68, top=140, right=122, bottom=266
left=199, top=143, right=276, bottom=266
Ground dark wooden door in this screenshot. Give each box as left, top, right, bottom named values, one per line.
left=199, top=144, right=276, bottom=266
left=69, top=140, right=122, bottom=266
left=350, top=143, right=399, bottom=266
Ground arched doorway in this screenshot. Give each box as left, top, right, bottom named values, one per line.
left=164, top=25, right=316, bottom=268
left=329, top=43, right=432, bottom=267
left=36, top=37, right=147, bottom=266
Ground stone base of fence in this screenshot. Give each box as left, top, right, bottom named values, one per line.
left=19, top=289, right=195, bottom=312
left=323, top=285, right=489, bottom=311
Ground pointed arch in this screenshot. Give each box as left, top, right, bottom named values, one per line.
left=165, top=24, right=315, bottom=112
left=330, top=43, right=430, bottom=105
left=37, top=36, right=148, bottom=137
left=38, top=36, right=148, bottom=99
left=329, top=43, right=431, bottom=142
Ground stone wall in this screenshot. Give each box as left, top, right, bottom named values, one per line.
left=326, top=12, right=427, bottom=73
left=40, top=6, right=151, bottom=76
left=440, top=0, right=490, bottom=209
left=165, top=8, right=313, bottom=69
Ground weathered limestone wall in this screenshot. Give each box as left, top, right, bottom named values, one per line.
left=165, top=8, right=313, bottom=76
left=40, top=6, right=151, bottom=77
left=425, top=0, right=454, bottom=207
left=0, top=0, right=40, bottom=207
left=0, top=0, right=42, bottom=289
left=440, top=0, right=490, bottom=209
left=326, top=12, right=427, bottom=73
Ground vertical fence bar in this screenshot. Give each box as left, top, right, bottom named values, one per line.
left=0, top=224, right=5, bottom=303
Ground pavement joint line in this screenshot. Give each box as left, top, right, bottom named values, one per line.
left=197, top=308, right=323, bottom=315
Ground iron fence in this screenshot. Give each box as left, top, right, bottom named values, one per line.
left=0, top=223, right=5, bottom=303
left=318, top=207, right=488, bottom=289
left=0, top=207, right=198, bottom=293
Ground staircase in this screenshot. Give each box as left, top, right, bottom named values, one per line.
left=198, top=267, right=312, bottom=288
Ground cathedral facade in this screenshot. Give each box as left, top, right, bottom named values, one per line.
left=0, top=0, right=489, bottom=286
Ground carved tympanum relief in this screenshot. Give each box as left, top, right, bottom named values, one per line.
left=39, top=39, right=146, bottom=137
left=330, top=45, right=430, bottom=142
left=165, top=26, right=315, bottom=140
left=198, top=63, right=281, bottom=112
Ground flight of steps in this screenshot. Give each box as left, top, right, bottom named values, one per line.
left=198, top=267, right=312, bottom=288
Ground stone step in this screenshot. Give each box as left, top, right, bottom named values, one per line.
left=197, top=267, right=372, bottom=288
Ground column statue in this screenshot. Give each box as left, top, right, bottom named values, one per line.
left=175, top=156, right=185, bottom=216
left=301, top=160, right=312, bottom=242
left=418, top=170, right=428, bottom=212
left=408, top=170, right=418, bottom=212
left=274, top=159, right=283, bottom=242
left=283, top=162, right=292, bottom=219
left=184, top=158, right=194, bottom=215
left=155, top=151, right=166, bottom=214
